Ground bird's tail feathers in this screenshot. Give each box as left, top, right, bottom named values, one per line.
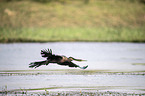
left=29, top=60, right=49, bottom=68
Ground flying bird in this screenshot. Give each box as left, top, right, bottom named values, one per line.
left=29, top=49, right=88, bottom=69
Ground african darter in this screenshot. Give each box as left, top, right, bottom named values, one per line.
left=29, top=49, right=88, bottom=69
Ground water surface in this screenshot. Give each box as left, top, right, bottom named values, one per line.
left=0, top=42, right=145, bottom=94
left=0, top=42, right=145, bottom=71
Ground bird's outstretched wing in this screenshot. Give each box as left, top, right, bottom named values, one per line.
left=41, top=49, right=52, bottom=58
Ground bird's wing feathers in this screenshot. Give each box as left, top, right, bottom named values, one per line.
left=41, top=49, right=53, bottom=58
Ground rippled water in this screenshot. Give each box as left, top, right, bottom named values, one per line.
left=1, top=74, right=145, bottom=93
left=0, top=42, right=145, bottom=94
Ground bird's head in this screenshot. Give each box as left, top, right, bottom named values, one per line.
left=68, top=57, right=75, bottom=61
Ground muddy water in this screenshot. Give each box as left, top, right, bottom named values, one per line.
left=0, top=42, right=145, bottom=94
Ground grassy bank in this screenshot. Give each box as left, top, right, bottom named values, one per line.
left=0, top=27, right=145, bottom=42
left=0, top=0, right=145, bottom=42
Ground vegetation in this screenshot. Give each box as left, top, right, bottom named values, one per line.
left=0, top=0, right=145, bottom=42
left=1, top=89, right=145, bottom=96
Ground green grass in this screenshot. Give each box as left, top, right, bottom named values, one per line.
left=0, top=0, right=145, bottom=42
left=0, top=27, right=145, bottom=42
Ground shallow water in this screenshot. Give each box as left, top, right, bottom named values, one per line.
left=0, top=74, right=145, bottom=93
left=0, top=42, right=145, bottom=94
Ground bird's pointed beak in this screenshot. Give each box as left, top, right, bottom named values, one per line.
left=80, top=59, right=87, bottom=61
left=73, top=58, right=87, bottom=61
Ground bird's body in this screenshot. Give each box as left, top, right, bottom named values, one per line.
left=29, top=49, right=88, bottom=69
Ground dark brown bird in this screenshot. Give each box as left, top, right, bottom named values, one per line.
left=29, top=49, right=88, bottom=69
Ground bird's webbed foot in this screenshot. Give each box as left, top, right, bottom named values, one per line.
left=79, top=65, right=88, bottom=69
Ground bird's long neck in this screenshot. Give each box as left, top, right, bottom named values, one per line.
left=72, top=58, right=86, bottom=61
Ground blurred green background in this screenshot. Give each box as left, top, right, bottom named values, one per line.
left=0, top=0, right=145, bottom=42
